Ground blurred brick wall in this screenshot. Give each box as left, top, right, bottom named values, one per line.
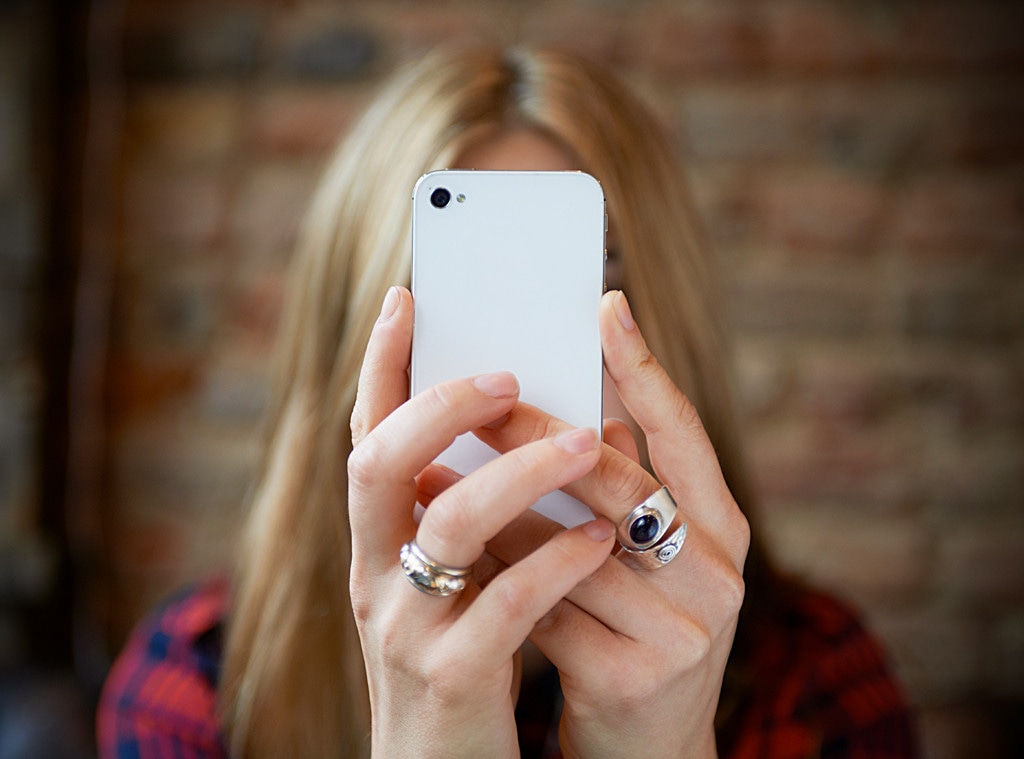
left=90, top=1, right=1023, bottom=756
left=0, top=2, right=54, bottom=667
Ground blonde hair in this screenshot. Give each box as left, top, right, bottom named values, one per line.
left=221, top=46, right=761, bottom=757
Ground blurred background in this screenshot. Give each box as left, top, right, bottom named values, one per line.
left=1, top=0, right=1021, bottom=756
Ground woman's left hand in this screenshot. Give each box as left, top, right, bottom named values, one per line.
left=476, top=290, right=751, bottom=759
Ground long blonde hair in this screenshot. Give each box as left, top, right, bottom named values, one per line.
left=221, top=46, right=763, bottom=757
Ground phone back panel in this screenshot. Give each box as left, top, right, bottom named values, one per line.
left=411, top=170, right=605, bottom=526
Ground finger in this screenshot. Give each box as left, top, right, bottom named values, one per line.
left=348, top=372, right=520, bottom=551
left=350, top=287, right=414, bottom=448
left=487, top=493, right=740, bottom=638
left=417, top=427, right=602, bottom=568
left=487, top=508, right=670, bottom=641
left=600, top=290, right=733, bottom=525
left=602, top=418, right=640, bottom=463
left=475, top=403, right=660, bottom=525
left=453, top=518, right=616, bottom=663
left=416, top=463, right=462, bottom=508
left=529, top=587, right=709, bottom=690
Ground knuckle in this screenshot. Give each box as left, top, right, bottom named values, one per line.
left=533, top=599, right=567, bottom=637
left=599, top=660, right=668, bottom=713
left=488, top=573, right=532, bottom=622
left=721, top=569, right=746, bottom=618
left=629, top=343, right=661, bottom=377
left=596, top=450, right=651, bottom=509
left=346, top=439, right=385, bottom=489
left=664, top=615, right=712, bottom=671
left=424, top=381, right=464, bottom=417
left=349, top=408, right=366, bottom=446
left=348, top=573, right=372, bottom=624
left=519, top=408, right=565, bottom=446
left=671, top=392, right=704, bottom=434
left=729, top=510, right=752, bottom=561
left=428, top=491, right=476, bottom=551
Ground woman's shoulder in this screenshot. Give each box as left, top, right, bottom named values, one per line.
left=96, top=576, right=230, bottom=759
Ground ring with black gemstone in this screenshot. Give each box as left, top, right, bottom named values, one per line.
left=620, top=521, right=688, bottom=570
left=616, top=486, right=678, bottom=552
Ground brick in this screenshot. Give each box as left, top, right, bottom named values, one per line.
left=0, top=532, right=53, bottom=603
left=520, top=6, right=637, bottom=67
left=733, top=339, right=796, bottom=422
left=113, top=266, right=219, bottom=356
left=894, top=3, right=1024, bottom=72
left=272, top=14, right=380, bottom=81
left=891, top=177, right=1024, bottom=262
left=941, top=96, right=1024, bottom=166
left=125, top=87, right=242, bottom=164
left=276, top=26, right=378, bottom=81
left=679, top=86, right=805, bottom=162
left=803, top=84, right=957, bottom=171
left=761, top=508, right=931, bottom=602
left=374, top=5, right=498, bottom=57
left=122, top=169, right=227, bottom=250
left=902, top=273, right=1022, bottom=345
left=0, top=194, right=38, bottom=282
left=763, top=1, right=885, bottom=74
left=902, top=353, right=1023, bottom=434
left=222, top=270, right=285, bottom=352
left=0, top=30, right=30, bottom=192
left=730, top=265, right=884, bottom=338
left=0, top=285, right=28, bottom=361
left=0, top=376, right=41, bottom=546
left=199, top=354, right=270, bottom=425
left=641, top=5, right=764, bottom=77
left=750, top=423, right=918, bottom=510
left=757, top=171, right=886, bottom=256
left=791, top=348, right=903, bottom=427
left=124, top=6, right=263, bottom=81
left=105, top=355, right=199, bottom=418
left=228, top=162, right=318, bottom=262
left=989, top=613, right=1024, bottom=697
left=919, top=443, right=1024, bottom=516
left=108, top=420, right=257, bottom=520
left=937, top=517, right=1024, bottom=605
left=246, top=87, right=365, bottom=156
left=688, top=167, right=759, bottom=249
left=871, top=609, right=984, bottom=701
left=108, top=514, right=187, bottom=575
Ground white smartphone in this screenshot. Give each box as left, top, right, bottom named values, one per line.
left=410, top=170, right=606, bottom=527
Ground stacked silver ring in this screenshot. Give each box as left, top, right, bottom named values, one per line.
left=399, top=540, right=471, bottom=597
left=617, top=486, right=688, bottom=570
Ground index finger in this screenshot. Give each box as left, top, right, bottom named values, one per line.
left=350, top=286, right=413, bottom=448
left=600, top=290, right=735, bottom=526
left=474, top=403, right=660, bottom=525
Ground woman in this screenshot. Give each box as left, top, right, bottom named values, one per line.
left=99, top=47, right=916, bottom=758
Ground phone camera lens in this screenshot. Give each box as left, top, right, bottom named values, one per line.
left=430, top=188, right=451, bottom=209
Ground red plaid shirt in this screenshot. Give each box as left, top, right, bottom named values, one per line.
left=97, top=579, right=916, bottom=758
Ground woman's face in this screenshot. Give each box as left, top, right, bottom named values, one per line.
left=453, top=129, right=641, bottom=447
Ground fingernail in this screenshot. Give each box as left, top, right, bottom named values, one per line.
left=583, top=518, right=615, bottom=542
left=613, top=291, right=636, bottom=331
left=553, top=427, right=599, bottom=454
left=378, top=286, right=400, bottom=322
left=472, top=372, right=519, bottom=398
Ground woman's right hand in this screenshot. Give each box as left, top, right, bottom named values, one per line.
left=347, top=287, right=616, bottom=759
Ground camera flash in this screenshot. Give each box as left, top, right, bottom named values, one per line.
left=456, top=193, right=466, bottom=203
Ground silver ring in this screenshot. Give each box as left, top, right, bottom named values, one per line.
left=620, top=522, right=688, bottom=570
left=616, top=486, right=678, bottom=551
left=399, top=540, right=470, bottom=597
